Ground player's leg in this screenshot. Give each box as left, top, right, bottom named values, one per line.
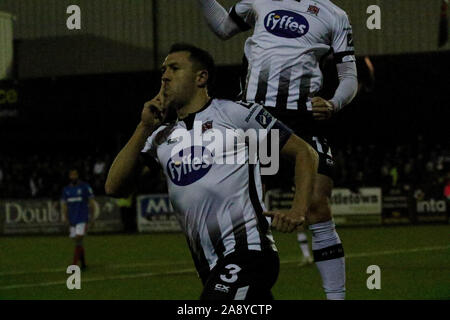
left=307, top=147, right=346, bottom=300
left=200, top=250, right=279, bottom=300
left=297, top=226, right=313, bottom=266
left=69, top=225, right=80, bottom=266
left=74, top=223, right=87, bottom=270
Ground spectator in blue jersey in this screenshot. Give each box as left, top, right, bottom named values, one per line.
left=61, top=169, right=96, bottom=270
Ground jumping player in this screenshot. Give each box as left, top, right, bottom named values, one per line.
left=198, top=0, right=359, bottom=299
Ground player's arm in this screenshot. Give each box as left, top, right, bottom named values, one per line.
left=329, top=11, right=359, bottom=111
left=61, top=201, right=68, bottom=224
left=86, top=184, right=96, bottom=216
left=274, top=134, right=319, bottom=232
left=266, top=134, right=319, bottom=233
left=105, top=93, right=165, bottom=198
left=329, top=61, right=358, bottom=110
left=223, top=102, right=318, bottom=232
left=312, top=11, right=358, bottom=120
left=88, top=197, right=97, bottom=227
left=312, top=62, right=358, bottom=120
left=197, top=0, right=253, bottom=40
left=88, top=198, right=96, bottom=216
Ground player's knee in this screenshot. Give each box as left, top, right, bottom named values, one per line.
left=75, top=236, right=83, bottom=246
left=307, top=174, right=333, bottom=225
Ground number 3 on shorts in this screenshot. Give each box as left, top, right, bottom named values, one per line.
left=220, top=264, right=241, bottom=283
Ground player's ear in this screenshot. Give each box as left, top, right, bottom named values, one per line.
left=196, top=70, right=209, bottom=88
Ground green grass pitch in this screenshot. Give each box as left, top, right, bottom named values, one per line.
left=0, top=224, right=449, bottom=300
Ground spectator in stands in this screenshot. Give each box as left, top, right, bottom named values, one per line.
left=1, top=136, right=449, bottom=199
left=93, top=156, right=106, bottom=176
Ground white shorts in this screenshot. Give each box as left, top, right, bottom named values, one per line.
left=69, top=223, right=87, bottom=238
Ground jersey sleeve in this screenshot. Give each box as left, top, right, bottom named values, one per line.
left=140, top=126, right=165, bottom=169
left=331, top=12, right=356, bottom=64
left=229, top=0, right=256, bottom=31
left=222, top=101, right=293, bottom=150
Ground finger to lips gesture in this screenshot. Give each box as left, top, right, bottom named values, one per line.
left=141, top=86, right=166, bottom=128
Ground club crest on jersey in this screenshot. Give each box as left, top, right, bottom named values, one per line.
left=202, top=120, right=213, bottom=133
left=264, top=10, right=309, bottom=38
left=307, top=5, right=320, bottom=16
left=166, top=146, right=213, bottom=186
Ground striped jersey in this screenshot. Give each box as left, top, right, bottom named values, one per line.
left=230, top=0, right=355, bottom=110
left=141, top=98, right=292, bottom=278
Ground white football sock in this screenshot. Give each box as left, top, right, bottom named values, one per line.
left=297, top=232, right=311, bottom=259
left=309, top=220, right=346, bottom=300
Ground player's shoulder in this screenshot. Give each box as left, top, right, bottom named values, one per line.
left=212, top=98, right=258, bottom=110
left=212, top=98, right=241, bottom=109
left=63, top=183, right=75, bottom=190
left=78, top=181, right=91, bottom=188
left=212, top=98, right=263, bottom=127
left=314, top=0, right=349, bottom=23
left=324, top=0, right=349, bottom=20
left=212, top=98, right=258, bottom=117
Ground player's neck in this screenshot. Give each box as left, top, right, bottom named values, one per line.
left=177, top=91, right=210, bottom=120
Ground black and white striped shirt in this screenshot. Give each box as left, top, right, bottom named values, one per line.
left=230, top=0, right=355, bottom=111
left=141, top=99, right=292, bottom=278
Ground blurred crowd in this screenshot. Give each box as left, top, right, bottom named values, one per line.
left=0, top=135, right=449, bottom=199
left=0, top=153, right=112, bottom=199
left=332, top=136, right=450, bottom=197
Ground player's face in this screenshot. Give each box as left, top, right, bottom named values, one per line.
left=69, top=170, right=79, bottom=182
left=161, top=51, right=198, bottom=110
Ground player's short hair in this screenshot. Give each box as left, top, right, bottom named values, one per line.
left=169, top=43, right=216, bottom=95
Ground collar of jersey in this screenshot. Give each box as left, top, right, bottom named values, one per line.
left=177, top=98, right=213, bottom=131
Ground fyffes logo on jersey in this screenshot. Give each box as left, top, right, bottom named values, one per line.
left=166, top=146, right=213, bottom=186
left=264, top=10, right=309, bottom=38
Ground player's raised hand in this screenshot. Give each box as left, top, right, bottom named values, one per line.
left=263, top=209, right=305, bottom=233
left=311, top=96, right=335, bottom=120
left=141, top=85, right=166, bottom=128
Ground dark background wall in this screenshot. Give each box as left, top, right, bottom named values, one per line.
left=1, top=50, right=449, bottom=157
left=0, top=0, right=448, bottom=78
